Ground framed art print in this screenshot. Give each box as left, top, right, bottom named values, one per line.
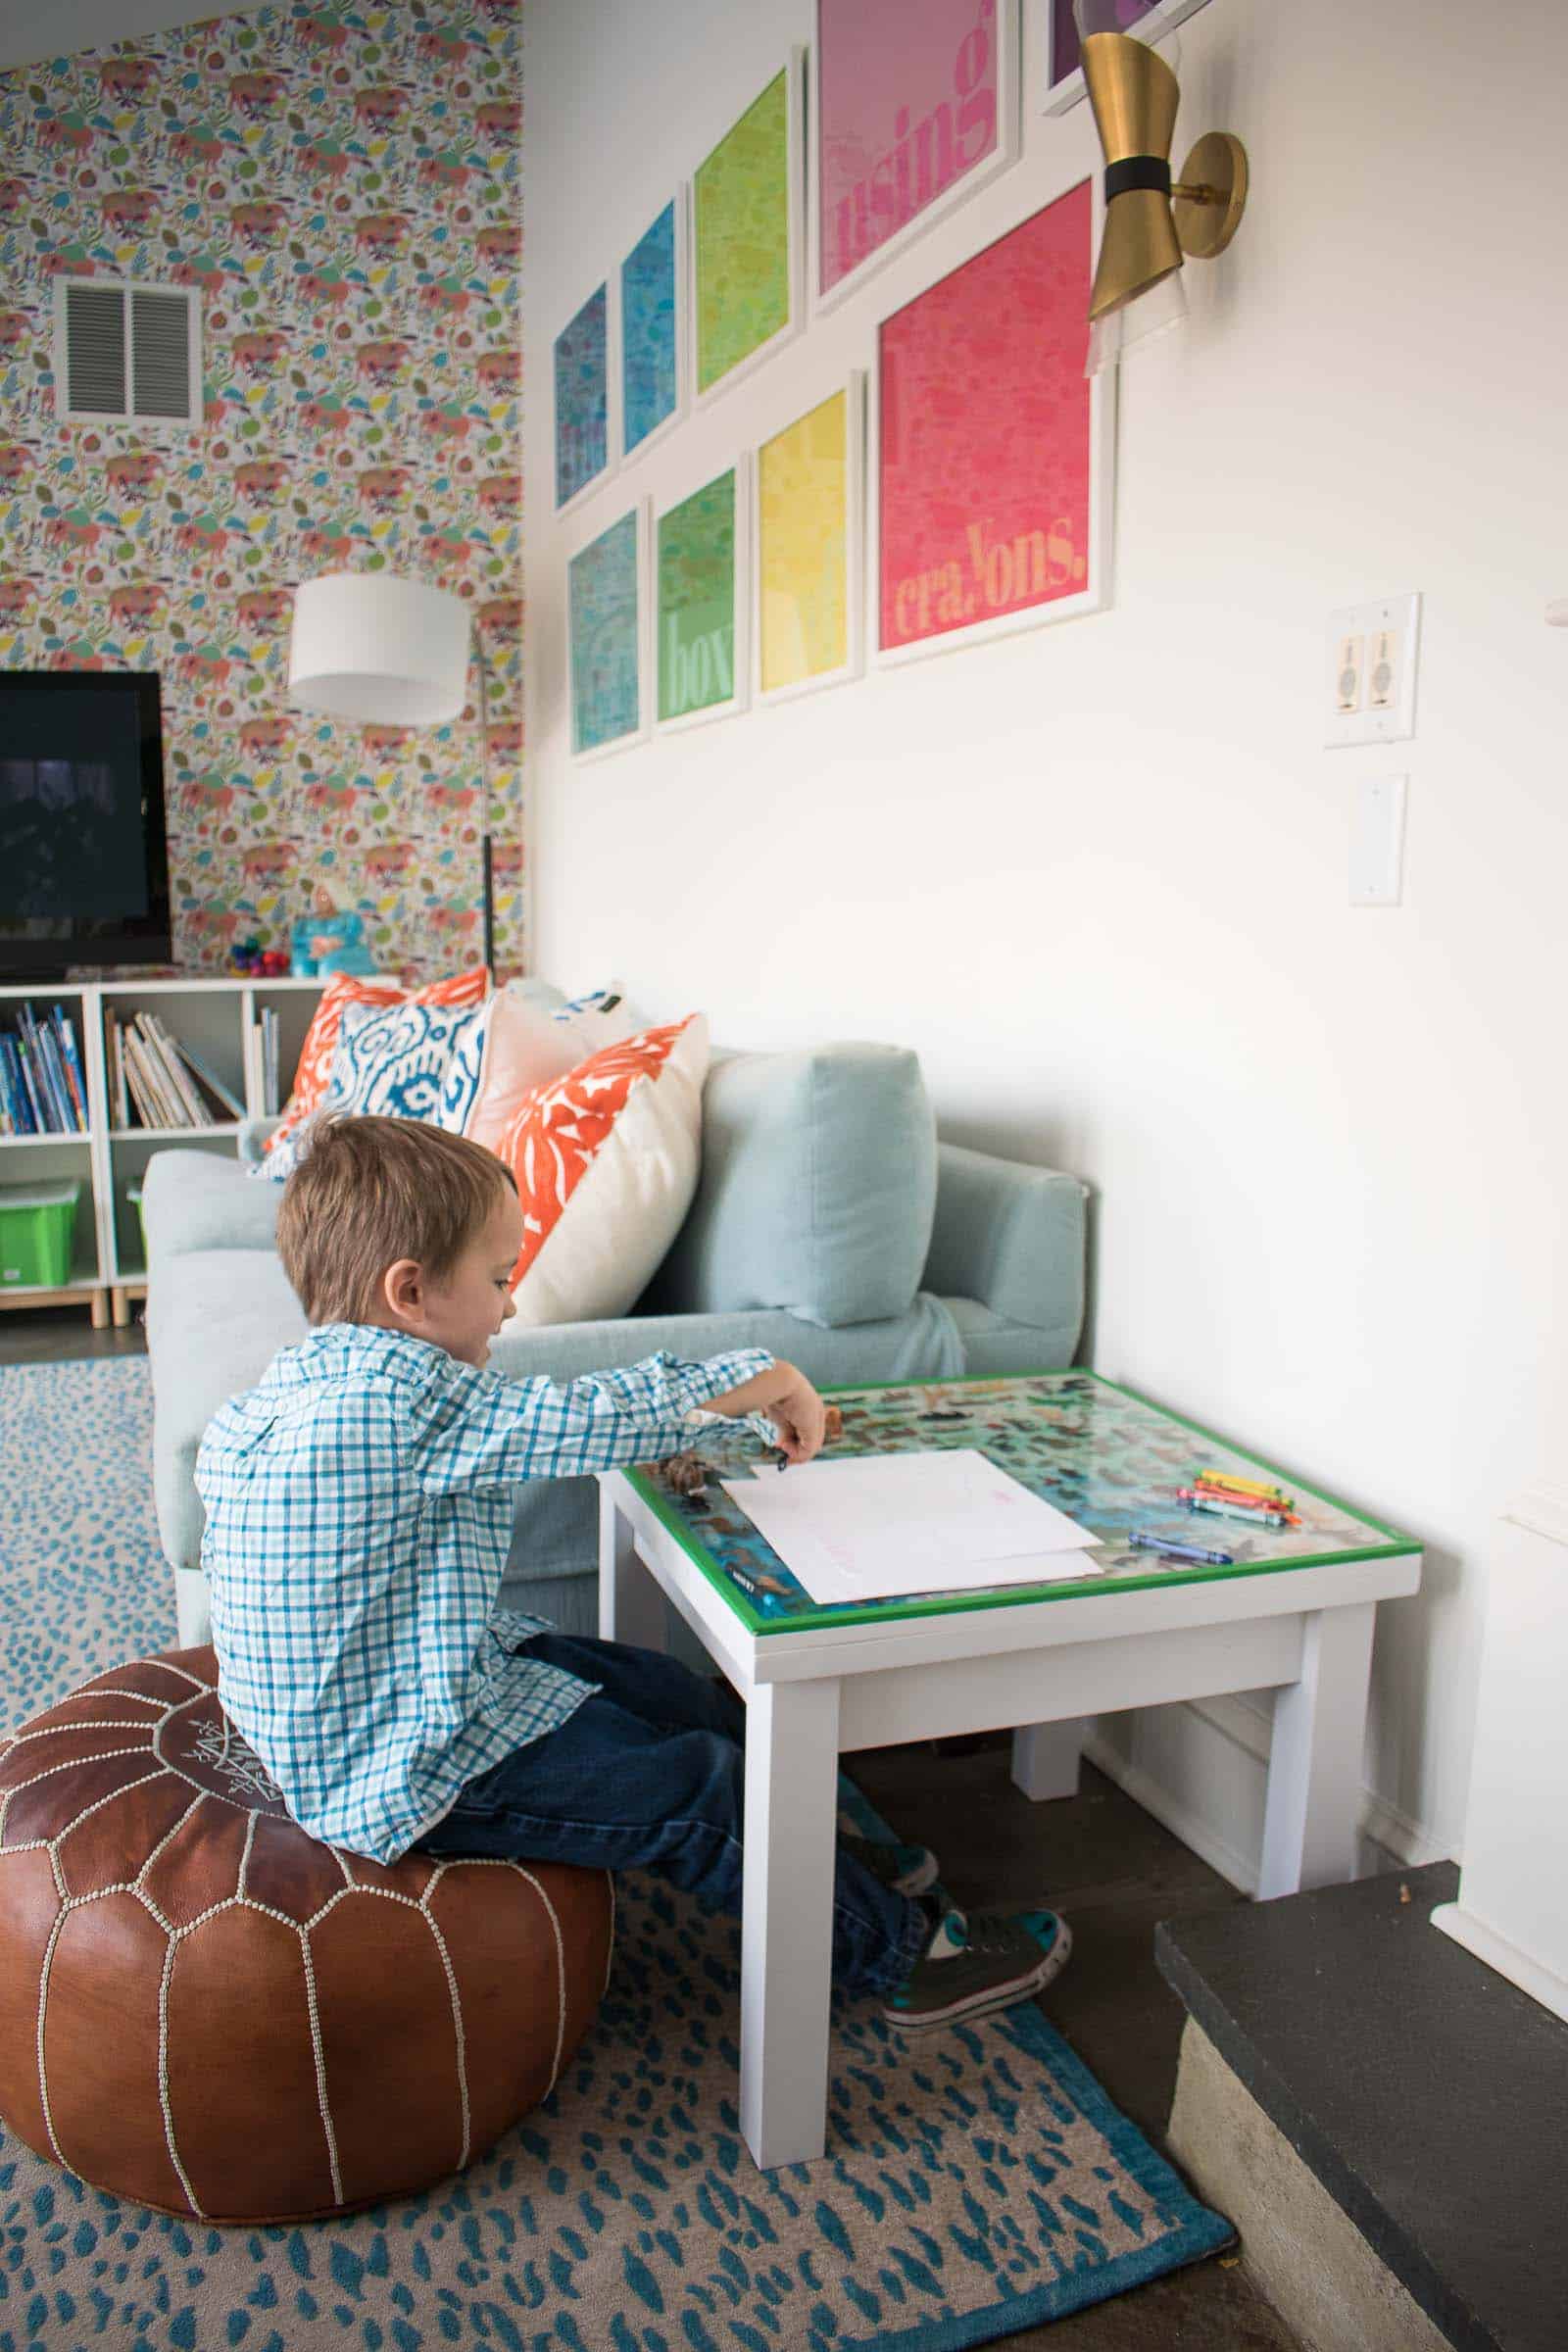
left=754, top=377, right=865, bottom=705
left=655, top=460, right=751, bottom=731
left=1044, top=0, right=1213, bottom=116
left=567, top=502, right=650, bottom=761
left=620, top=194, right=688, bottom=463
left=692, top=52, right=806, bottom=405
left=810, top=0, right=1020, bottom=312
left=554, top=283, right=616, bottom=514
left=871, top=179, right=1112, bottom=664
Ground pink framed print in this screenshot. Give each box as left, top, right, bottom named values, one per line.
left=809, top=0, right=1020, bottom=314
left=871, top=178, right=1113, bottom=665
left=1043, top=0, right=1214, bottom=118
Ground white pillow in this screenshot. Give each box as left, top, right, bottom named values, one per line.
left=466, top=982, right=650, bottom=1153
left=494, top=1013, right=710, bottom=1326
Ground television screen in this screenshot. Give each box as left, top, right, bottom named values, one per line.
left=0, top=671, right=172, bottom=977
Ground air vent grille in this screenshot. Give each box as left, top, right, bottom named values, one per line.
left=65, top=283, right=127, bottom=416
left=131, top=289, right=192, bottom=420
left=56, top=278, right=199, bottom=427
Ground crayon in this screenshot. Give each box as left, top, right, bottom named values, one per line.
left=1178, top=1491, right=1296, bottom=1528
left=1128, top=1530, right=1234, bottom=1566
left=1194, top=1468, right=1293, bottom=1504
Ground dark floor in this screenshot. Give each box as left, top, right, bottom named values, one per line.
left=4, top=1300, right=1299, bottom=2348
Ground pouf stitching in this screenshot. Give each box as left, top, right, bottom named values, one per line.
left=297, top=1930, right=345, bottom=2207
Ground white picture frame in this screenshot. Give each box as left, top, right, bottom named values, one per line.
left=1042, top=0, right=1214, bottom=118
left=565, top=499, right=653, bottom=765
left=867, top=183, right=1116, bottom=672
left=653, top=454, right=753, bottom=736
left=690, top=50, right=807, bottom=412
left=552, top=277, right=620, bottom=520
left=752, top=374, right=866, bottom=709
left=616, top=187, right=691, bottom=466
left=808, top=0, right=1021, bottom=317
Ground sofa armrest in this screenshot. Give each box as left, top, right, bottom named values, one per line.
left=142, top=1147, right=283, bottom=1262
left=924, top=1142, right=1088, bottom=1341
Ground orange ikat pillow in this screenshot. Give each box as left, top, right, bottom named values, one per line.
left=264, top=967, right=489, bottom=1160
left=496, top=1013, right=710, bottom=1326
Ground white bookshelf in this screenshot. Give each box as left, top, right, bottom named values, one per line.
left=0, top=975, right=376, bottom=1327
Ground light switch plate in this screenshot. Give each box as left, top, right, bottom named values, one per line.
left=1326, top=593, right=1421, bottom=748
left=1349, top=772, right=1407, bottom=906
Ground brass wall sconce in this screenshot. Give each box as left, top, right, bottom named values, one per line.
left=1077, top=6, right=1249, bottom=375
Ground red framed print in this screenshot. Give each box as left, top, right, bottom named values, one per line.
left=871, top=178, right=1112, bottom=664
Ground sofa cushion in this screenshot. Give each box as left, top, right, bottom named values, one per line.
left=646, top=1042, right=937, bottom=1330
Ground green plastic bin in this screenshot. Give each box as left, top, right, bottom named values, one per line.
left=126, top=1180, right=147, bottom=1264
left=0, top=1181, right=81, bottom=1290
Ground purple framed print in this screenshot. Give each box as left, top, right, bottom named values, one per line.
left=1044, top=0, right=1214, bottom=117
left=810, top=0, right=1020, bottom=314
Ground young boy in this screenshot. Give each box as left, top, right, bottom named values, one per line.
left=197, top=1113, right=1069, bottom=2032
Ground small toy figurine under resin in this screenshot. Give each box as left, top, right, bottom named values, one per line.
left=656, top=1404, right=844, bottom=1495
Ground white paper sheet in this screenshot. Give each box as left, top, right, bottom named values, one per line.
left=718, top=1448, right=1102, bottom=1604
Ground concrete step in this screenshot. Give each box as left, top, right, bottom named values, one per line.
left=1154, top=1862, right=1568, bottom=2352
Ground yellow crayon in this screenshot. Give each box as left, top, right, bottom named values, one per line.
left=1195, top=1468, right=1293, bottom=1505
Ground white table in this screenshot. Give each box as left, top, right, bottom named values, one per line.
left=597, top=1433, right=1420, bottom=2173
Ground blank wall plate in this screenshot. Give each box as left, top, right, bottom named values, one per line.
left=1350, top=772, right=1407, bottom=906
left=1326, top=593, right=1421, bottom=749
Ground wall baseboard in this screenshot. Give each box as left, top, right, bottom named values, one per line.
left=1086, top=1699, right=1451, bottom=1894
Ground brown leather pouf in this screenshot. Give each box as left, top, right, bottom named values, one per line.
left=0, top=1645, right=613, bottom=2224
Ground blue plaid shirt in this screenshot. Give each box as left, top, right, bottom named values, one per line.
left=196, top=1326, right=772, bottom=1862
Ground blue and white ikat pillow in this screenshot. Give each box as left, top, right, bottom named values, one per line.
left=258, top=998, right=491, bottom=1180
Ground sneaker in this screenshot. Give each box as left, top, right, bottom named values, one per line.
left=883, top=1906, right=1072, bottom=2033
left=839, top=1829, right=940, bottom=1899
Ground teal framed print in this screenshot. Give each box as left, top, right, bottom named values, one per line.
left=620, top=192, right=689, bottom=462
left=655, top=459, right=751, bottom=732
left=554, top=282, right=616, bottom=514
left=567, top=502, right=650, bottom=760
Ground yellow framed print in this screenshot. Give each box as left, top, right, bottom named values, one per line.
left=753, top=376, right=865, bottom=706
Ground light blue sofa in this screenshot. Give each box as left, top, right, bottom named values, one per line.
left=143, top=1026, right=1089, bottom=1648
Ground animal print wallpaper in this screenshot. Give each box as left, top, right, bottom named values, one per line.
left=0, top=0, right=523, bottom=981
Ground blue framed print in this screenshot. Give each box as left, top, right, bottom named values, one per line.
left=567, top=502, right=650, bottom=760
left=620, top=194, right=688, bottom=461
left=554, top=284, right=612, bottom=513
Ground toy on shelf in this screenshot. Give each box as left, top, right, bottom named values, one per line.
left=289, top=888, right=376, bottom=979
left=225, top=938, right=290, bottom=978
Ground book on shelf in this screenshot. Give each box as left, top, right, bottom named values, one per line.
left=0, top=1003, right=89, bottom=1137
left=259, top=1006, right=280, bottom=1116
left=104, top=1010, right=247, bottom=1131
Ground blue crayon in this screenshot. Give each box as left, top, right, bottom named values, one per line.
left=1128, top=1529, right=1234, bottom=1566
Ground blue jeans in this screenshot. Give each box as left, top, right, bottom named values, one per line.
left=416, top=1632, right=927, bottom=1995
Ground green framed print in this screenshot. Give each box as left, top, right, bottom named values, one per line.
left=692, top=51, right=805, bottom=405
left=656, top=460, right=751, bottom=732
left=567, top=501, right=650, bottom=762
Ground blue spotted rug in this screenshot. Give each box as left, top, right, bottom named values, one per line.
left=0, top=1358, right=1232, bottom=2351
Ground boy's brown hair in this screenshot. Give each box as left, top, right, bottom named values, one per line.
left=276, top=1113, right=516, bottom=1326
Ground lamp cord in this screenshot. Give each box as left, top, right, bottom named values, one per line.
left=473, top=621, right=495, bottom=978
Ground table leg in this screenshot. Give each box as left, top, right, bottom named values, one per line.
left=740, top=1676, right=842, bottom=2171
left=1258, top=1602, right=1376, bottom=1899
left=597, top=1485, right=670, bottom=1652
left=1010, top=1718, right=1085, bottom=1800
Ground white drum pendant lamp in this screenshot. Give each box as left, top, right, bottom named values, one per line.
left=286, top=571, right=470, bottom=724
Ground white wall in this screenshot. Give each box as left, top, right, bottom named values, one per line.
left=522, top=0, right=1568, bottom=1874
